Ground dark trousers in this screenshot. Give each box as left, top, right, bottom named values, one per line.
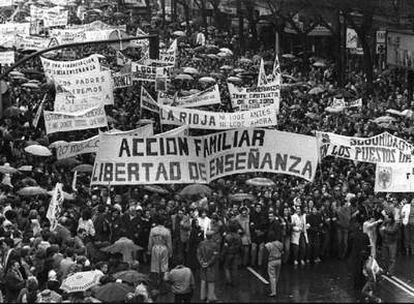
left=308, top=233, right=321, bottom=261
left=174, top=292, right=193, bottom=303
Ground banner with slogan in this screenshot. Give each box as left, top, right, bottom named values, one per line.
left=50, top=28, right=86, bottom=45
left=160, top=103, right=277, bottom=129
left=228, top=82, right=281, bottom=113
left=316, top=131, right=414, bottom=164
left=46, top=183, right=64, bottom=231
left=155, top=125, right=189, bottom=137
left=31, top=6, right=68, bottom=28
left=141, top=87, right=159, bottom=113
left=91, top=128, right=318, bottom=186
left=0, top=23, right=30, bottom=47
left=68, top=20, right=126, bottom=31
left=54, top=70, right=114, bottom=112
left=113, top=72, right=132, bottom=89
left=41, top=54, right=101, bottom=81
left=375, top=163, right=414, bottom=192
left=0, top=51, right=14, bottom=65
left=147, top=39, right=178, bottom=66
left=53, top=124, right=153, bottom=159
left=43, top=106, right=108, bottom=134
left=158, top=85, right=221, bottom=108
left=131, top=63, right=174, bottom=82
left=0, top=0, right=13, bottom=7
left=15, top=35, right=51, bottom=51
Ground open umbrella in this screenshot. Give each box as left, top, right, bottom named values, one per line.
left=193, top=45, right=205, bottom=53
left=54, top=158, right=81, bottom=168
left=18, top=165, right=33, bottom=172
left=246, top=178, right=275, bottom=187
left=17, top=186, right=48, bottom=196
left=9, top=71, right=25, bottom=78
left=227, top=76, right=242, bottom=83
left=282, top=54, right=296, bottom=59
left=95, top=282, right=134, bottom=302
left=239, top=58, right=252, bottom=64
left=61, top=271, right=101, bottom=293
left=143, top=185, right=169, bottom=194
left=313, top=61, right=326, bottom=68
left=385, top=109, right=402, bottom=116
left=206, top=54, right=218, bottom=60
left=220, top=65, right=233, bottom=70
left=228, top=193, right=255, bottom=202
left=173, top=30, right=186, bottom=37
left=19, top=177, right=38, bottom=187
left=102, top=237, right=143, bottom=263
left=0, top=163, right=18, bottom=175
left=233, top=68, right=245, bottom=73
left=22, top=83, right=40, bottom=89
left=199, top=77, right=216, bottom=83
left=401, top=109, right=414, bottom=119
left=189, top=89, right=201, bottom=94
left=180, top=184, right=212, bottom=197
left=113, top=270, right=149, bottom=286
left=175, top=74, right=193, bottom=81
left=372, top=116, right=397, bottom=124
left=305, top=112, right=320, bottom=120
left=308, top=87, right=325, bottom=95
left=72, top=164, right=94, bottom=173
left=25, top=145, right=52, bottom=157
left=182, top=67, right=199, bottom=75
left=217, top=52, right=231, bottom=58
left=219, top=47, right=233, bottom=55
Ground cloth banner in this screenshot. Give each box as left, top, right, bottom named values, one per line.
left=228, top=82, right=281, bottom=113
left=155, top=125, right=189, bottom=137
left=158, top=85, right=221, bottom=108
left=258, top=58, right=267, bottom=86
left=141, top=87, right=159, bottom=113
left=0, top=23, right=30, bottom=47
left=31, top=6, right=68, bottom=28
left=113, top=72, right=132, bottom=89
left=91, top=128, right=318, bottom=186
left=40, top=54, right=101, bottom=81
left=0, top=51, right=14, bottom=65
left=316, top=131, right=414, bottom=164
left=53, top=124, right=153, bottom=159
left=46, top=183, right=64, bottom=231
left=0, top=0, right=13, bottom=7
left=50, top=28, right=86, bottom=45
left=375, top=163, right=414, bottom=192
left=68, top=20, right=126, bottom=31
left=131, top=63, right=173, bottom=82
left=44, top=106, right=108, bottom=134
left=160, top=102, right=277, bottom=129
left=54, top=70, right=114, bottom=112
left=15, top=35, right=51, bottom=51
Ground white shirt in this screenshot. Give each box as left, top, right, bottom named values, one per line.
left=196, top=32, right=205, bottom=46
left=197, top=216, right=211, bottom=239
left=401, top=203, right=411, bottom=226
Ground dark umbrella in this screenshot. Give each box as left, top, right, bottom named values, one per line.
left=179, top=184, right=212, bottom=197
left=94, top=282, right=134, bottom=302
left=72, top=164, right=94, bottom=173
left=112, top=270, right=149, bottom=286
left=54, top=158, right=81, bottom=168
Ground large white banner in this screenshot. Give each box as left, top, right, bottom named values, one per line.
left=91, top=128, right=318, bottom=185
left=41, top=55, right=101, bottom=81
left=50, top=28, right=86, bottom=45
left=31, top=6, right=68, bottom=28
left=316, top=131, right=414, bottom=164
left=131, top=63, right=173, bottom=82
left=0, top=0, right=13, bottom=7
left=0, top=51, right=14, bottom=65
left=53, top=124, right=153, bottom=159
left=160, top=103, right=277, bottom=129
left=158, top=85, right=221, bottom=108
left=44, top=106, right=108, bottom=134
left=375, top=163, right=414, bottom=192
left=15, top=35, right=51, bottom=51
left=0, top=23, right=30, bottom=47
left=228, top=82, right=281, bottom=113
left=54, top=70, right=114, bottom=112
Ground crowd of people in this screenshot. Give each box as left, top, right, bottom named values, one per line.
left=0, top=1, right=414, bottom=303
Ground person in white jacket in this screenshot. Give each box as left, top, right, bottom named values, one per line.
left=401, top=198, right=414, bottom=255
left=291, top=206, right=309, bottom=266
left=363, top=214, right=383, bottom=258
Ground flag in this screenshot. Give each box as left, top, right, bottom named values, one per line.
left=46, top=183, right=64, bottom=231
left=141, top=87, right=159, bottom=113
left=167, top=39, right=177, bottom=53
left=268, top=54, right=281, bottom=84
left=32, top=94, right=46, bottom=128
left=257, top=58, right=268, bottom=86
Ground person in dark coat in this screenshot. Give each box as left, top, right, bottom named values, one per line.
left=186, top=218, right=203, bottom=274
left=4, top=259, right=26, bottom=302
left=197, top=230, right=220, bottom=302
left=250, top=203, right=268, bottom=267
left=222, top=222, right=242, bottom=285
left=348, top=221, right=370, bottom=301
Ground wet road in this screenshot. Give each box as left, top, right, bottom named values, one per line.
left=153, top=256, right=414, bottom=302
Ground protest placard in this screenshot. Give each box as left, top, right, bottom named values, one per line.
left=41, top=54, right=101, bottom=81
left=0, top=0, right=13, bottom=7
left=141, top=87, right=159, bottom=113
left=16, top=35, right=51, bottom=51
left=131, top=63, right=173, bottom=82
left=91, top=128, right=317, bottom=185
left=44, top=106, right=108, bottom=134
left=228, top=82, right=281, bottom=113
left=47, top=183, right=64, bottom=231
left=158, top=85, right=221, bottom=108
left=160, top=102, right=277, bottom=129
left=0, top=51, right=14, bottom=65
left=113, top=73, right=132, bottom=89
left=375, top=163, right=414, bottom=192
left=54, top=70, right=114, bottom=112
left=316, top=131, right=414, bottom=164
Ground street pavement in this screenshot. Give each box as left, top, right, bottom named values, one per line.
left=153, top=256, right=414, bottom=302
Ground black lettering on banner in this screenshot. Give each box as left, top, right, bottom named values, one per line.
left=288, top=156, right=301, bottom=174
left=224, top=154, right=234, bottom=172
left=142, top=163, right=153, bottom=181
left=170, top=162, right=181, bottom=180
left=128, top=163, right=140, bottom=181
left=235, top=152, right=247, bottom=170
left=302, top=161, right=313, bottom=179
left=115, top=163, right=126, bottom=182
left=155, top=163, right=168, bottom=181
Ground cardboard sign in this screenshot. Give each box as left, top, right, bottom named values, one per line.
left=375, top=163, right=414, bottom=192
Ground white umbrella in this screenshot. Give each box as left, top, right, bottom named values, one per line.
left=0, top=163, right=18, bottom=175
left=246, top=178, right=275, bottom=187
left=313, top=62, right=326, bottom=67
left=182, top=67, right=199, bottom=75
left=239, top=58, right=252, bottom=64
left=400, top=109, right=414, bottom=119
left=227, top=76, right=242, bottom=83
left=199, top=77, right=216, bottom=83
left=308, top=87, right=325, bottom=95
left=219, top=47, right=233, bottom=55
left=385, top=109, right=402, bottom=116
left=175, top=74, right=194, bottom=81
left=372, top=116, right=397, bottom=124
left=282, top=54, right=296, bottom=59
left=24, top=145, right=52, bottom=157
left=61, top=271, right=101, bottom=293
left=217, top=52, right=231, bottom=58
left=173, top=30, right=186, bottom=37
